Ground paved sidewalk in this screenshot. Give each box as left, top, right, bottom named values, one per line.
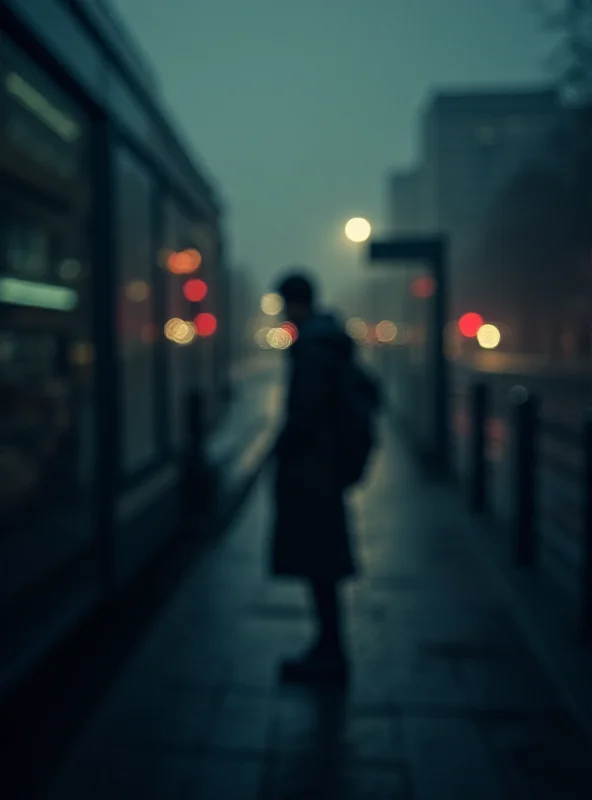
left=40, top=425, right=592, bottom=799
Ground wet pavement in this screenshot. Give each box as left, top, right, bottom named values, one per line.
left=40, top=423, right=592, bottom=799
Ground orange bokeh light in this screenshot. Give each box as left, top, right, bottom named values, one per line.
left=194, top=312, right=217, bottom=337
left=167, top=249, right=202, bottom=275
left=183, top=279, right=208, bottom=302
left=458, top=312, right=484, bottom=338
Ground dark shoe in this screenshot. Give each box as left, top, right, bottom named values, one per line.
left=280, top=645, right=349, bottom=684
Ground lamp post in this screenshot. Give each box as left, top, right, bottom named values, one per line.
left=345, top=217, right=372, bottom=244
left=367, top=234, right=450, bottom=477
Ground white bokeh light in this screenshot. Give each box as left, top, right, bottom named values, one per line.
left=346, top=318, right=368, bottom=342
left=376, top=320, right=398, bottom=343
left=344, top=217, right=372, bottom=243
left=267, top=327, right=292, bottom=350
left=477, top=324, right=501, bottom=350
left=261, top=293, right=283, bottom=316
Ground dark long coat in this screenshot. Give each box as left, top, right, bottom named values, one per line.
left=271, top=313, right=357, bottom=582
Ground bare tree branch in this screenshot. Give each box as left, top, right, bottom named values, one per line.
left=529, top=0, right=592, bottom=103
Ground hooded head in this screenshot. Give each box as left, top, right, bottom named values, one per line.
left=275, top=269, right=353, bottom=360
left=276, top=270, right=316, bottom=329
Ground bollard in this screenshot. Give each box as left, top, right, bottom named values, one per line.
left=510, top=386, right=538, bottom=567
left=183, top=390, right=215, bottom=516
left=187, top=390, right=204, bottom=460
left=582, top=412, right=592, bottom=642
left=469, top=383, right=488, bottom=514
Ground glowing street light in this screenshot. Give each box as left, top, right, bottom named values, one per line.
left=267, top=327, right=292, bottom=350
left=346, top=317, right=368, bottom=342
left=375, top=320, right=398, bottom=343
left=261, top=292, right=283, bottom=316
left=477, top=324, right=501, bottom=350
left=458, top=312, right=484, bottom=338
left=345, top=217, right=372, bottom=243
left=164, top=318, right=195, bottom=345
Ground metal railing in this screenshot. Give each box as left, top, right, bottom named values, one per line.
left=465, top=381, right=592, bottom=641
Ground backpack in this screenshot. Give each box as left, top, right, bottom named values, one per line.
left=333, top=358, right=382, bottom=488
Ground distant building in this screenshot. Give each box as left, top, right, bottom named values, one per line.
left=419, top=87, right=560, bottom=320
left=388, top=167, right=425, bottom=233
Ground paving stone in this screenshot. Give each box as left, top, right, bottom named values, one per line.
left=266, top=756, right=409, bottom=800
left=458, top=657, right=562, bottom=713
left=181, top=754, right=265, bottom=799
left=44, top=750, right=263, bottom=800
left=208, top=689, right=274, bottom=752
left=402, top=715, right=506, bottom=800
left=40, top=421, right=592, bottom=799
left=263, top=751, right=331, bottom=799
left=338, top=713, right=405, bottom=764
left=228, top=619, right=308, bottom=690
left=480, top=712, right=592, bottom=799
left=75, top=686, right=218, bottom=751
left=330, top=764, right=411, bottom=799
left=272, top=687, right=349, bottom=754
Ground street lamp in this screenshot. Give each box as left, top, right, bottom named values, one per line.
left=477, top=324, right=501, bottom=350
left=345, top=217, right=372, bottom=243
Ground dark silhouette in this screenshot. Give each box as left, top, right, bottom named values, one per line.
left=270, top=271, right=378, bottom=683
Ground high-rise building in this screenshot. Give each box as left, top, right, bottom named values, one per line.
left=419, top=87, right=560, bottom=320
left=388, top=167, right=425, bottom=233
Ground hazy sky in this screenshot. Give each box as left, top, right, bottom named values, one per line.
left=116, top=0, right=555, bottom=301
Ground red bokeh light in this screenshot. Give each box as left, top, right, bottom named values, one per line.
left=458, top=312, right=484, bottom=338
left=194, top=312, right=217, bottom=337
left=410, top=275, right=436, bottom=299
left=183, top=279, right=208, bottom=302
left=280, top=322, right=298, bottom=343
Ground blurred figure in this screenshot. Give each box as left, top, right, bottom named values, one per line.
left=271, top=271, right=380, bottom=683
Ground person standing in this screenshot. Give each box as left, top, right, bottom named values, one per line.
left=270, top=271, right=379, bottom=683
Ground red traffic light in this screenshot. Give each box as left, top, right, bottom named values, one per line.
left=458, top=312, right=483, bottom=338
left=194, top=312, right=217, bottom=337
left=183, top=279, right=208, bottom=302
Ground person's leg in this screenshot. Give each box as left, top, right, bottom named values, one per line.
left=309, top=580, right=344, bottom=655
left=280, top=579, right=348, bottom=682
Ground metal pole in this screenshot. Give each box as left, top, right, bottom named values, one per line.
left=183, top=390, right=212, bottom=517
left=469, top=382, right=488, bottom=514
left=432, top=238, right=449, bottom=476
left=187, top=390, right=203, bottom=460
left=511, top=387, right=538, bottom=567
left=582, top=412, right=592, bottom=641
